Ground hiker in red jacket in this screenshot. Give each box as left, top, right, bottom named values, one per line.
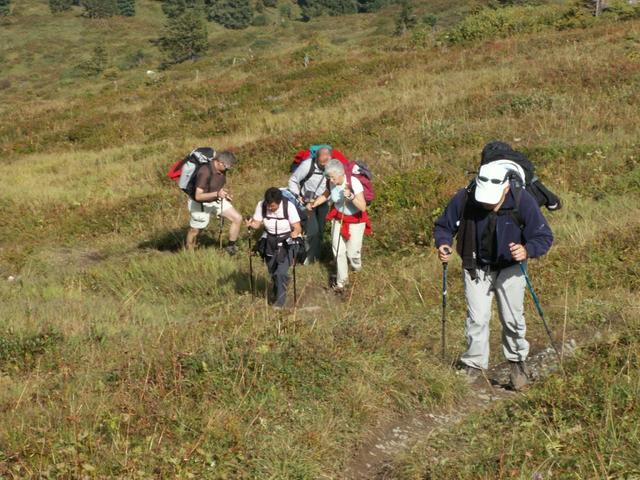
left=309, top=159, right=371, bottom=292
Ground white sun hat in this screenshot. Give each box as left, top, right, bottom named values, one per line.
left=474, top=162, right=511, bottom=204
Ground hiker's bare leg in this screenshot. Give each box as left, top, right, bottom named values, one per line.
left=223, top=207, right=243, bottom=242
left=186, top=227, right=201, bottom=250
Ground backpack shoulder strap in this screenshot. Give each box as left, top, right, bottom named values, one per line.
left=497, top=184, right=525, bottom=230
left=300, top=160, right=318, bottom=189
left=262, top=199, right=290, bottom=221
left=460, top=181, right=475, bottom=219
left=511, top=184, right=524, bottom=228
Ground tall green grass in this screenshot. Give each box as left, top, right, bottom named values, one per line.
left=0, top=0, right=639, bottom=476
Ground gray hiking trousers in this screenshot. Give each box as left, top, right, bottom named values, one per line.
left=266, top=249, right=293, bottom=307
left=460, top=263, right=529, bottom=370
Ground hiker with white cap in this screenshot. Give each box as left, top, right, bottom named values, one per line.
left=433, top=161, right=553, bottom=390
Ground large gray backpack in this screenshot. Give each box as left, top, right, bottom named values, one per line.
left=176, top=147, right=216, bottom=199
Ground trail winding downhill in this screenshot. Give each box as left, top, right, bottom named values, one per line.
left=344, top=340, right=578, bottom=480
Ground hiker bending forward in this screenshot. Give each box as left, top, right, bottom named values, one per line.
left=246, top=188, right=302, bottom=308
left=186, top=151, right=243, bottom=254
left=310, top=159, right=371, bottom=292
left=433, top=162, right=553, bottom=390
left=288, top=145, right=332, bottom=263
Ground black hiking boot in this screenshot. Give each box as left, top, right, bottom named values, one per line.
left=509, top=361, right=530, bottom=391
left=224, top=244, right=238, bottom=256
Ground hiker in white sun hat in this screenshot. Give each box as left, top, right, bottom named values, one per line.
left=433, top=158, right=554, bottom=391
left=474, top=162, right=515, bottom=206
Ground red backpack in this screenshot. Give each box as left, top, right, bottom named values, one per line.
left=345, top=161, right=374, bottom=205
left=290, top=147, right=374, bottom=204
left=167, top=157, right=186, bottom=181
left=290, top=148, right=350, bottom=172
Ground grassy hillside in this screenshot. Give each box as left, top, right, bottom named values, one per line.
left=0, top=0, right=639, bottom=477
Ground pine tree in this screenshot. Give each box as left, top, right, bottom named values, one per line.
left=298, top=0, right=357, bottom=20
left=49, top=0, right=73, bottom=13
left=76, top=45, right=108, bottom=76
left=0, top=0, right=11, bottom=16
left=356, top=0, right=388, bottom=13
left=208, top=0, right=253, bottom=29
left=81, top=0, right=118, bottom=18
left=117, top=0, right=135, bottom=16
left=394, top=1, right=417, bottom=36
left=161, top=0, right=201, bottom=18
left=159, top=9, right=208, bottom=64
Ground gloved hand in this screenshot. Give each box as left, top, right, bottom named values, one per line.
left=286, top=236, right=304, bottom=246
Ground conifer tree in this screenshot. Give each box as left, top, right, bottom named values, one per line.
left=162, top=0, right=201, bottom=18
left=159, top=9, right=208, bottom=64
left=81, top=0, right=118, bottom=18
left=117, top=0, right=135, bottom=16
left=394, top=1, right=417, bottom=36
left=49, top=0, right=73, bottom=13
left=208, top=0, right=253, bottom=29
left=297, top=0, right=357, bottom=20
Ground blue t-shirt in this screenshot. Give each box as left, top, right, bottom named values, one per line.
left=330, top=177, right=364, bottom=216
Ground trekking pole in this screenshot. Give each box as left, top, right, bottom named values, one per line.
left=218, top=197, right=225, bottom=249
left=247, top=221, right=255, bottom=296
left=441, top=248, right=451, bottom=363
left=519, top=262, right=563, bottom=363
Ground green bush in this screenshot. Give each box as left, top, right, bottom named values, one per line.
left=161, top=0, right=200, bottom=18
left=0, top=0, right=10, bottom=16
left=279, top=3, right=292, bottom=18
left=81, top=0, right=118, bottom=18
left=209, top=0, right=254, bottom=29
left=553, top=5, right=595, bottom=30
left=49, top=0, right=73, bottom=13
left=298, top=0, right=357, bottom=20
left=0, top=328, right=63, bottom=371
left=422, top=13, right=437, bottom=27
left=604, top=0, right=640, bottom=20
left=441, top=4, right=591, bottom=44
left=75, top=45, right=108, bottom=77
left=357, top=0, right=391, bottom=13
left=251, top=13, right=268, bottom=25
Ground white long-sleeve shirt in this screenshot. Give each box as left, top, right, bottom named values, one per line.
left=287, top=159, right=327, bottom=199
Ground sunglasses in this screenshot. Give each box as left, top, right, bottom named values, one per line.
left=477, top=175, right=507, bottom=185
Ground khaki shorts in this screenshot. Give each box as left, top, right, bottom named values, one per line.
left=188, top=199, right=233, bottom=229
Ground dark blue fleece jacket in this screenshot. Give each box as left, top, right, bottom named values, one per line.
left=433, top=187, right=553, bottom=267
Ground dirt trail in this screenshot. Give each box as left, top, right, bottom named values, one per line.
left=344, top=340, right=577, bottom=480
